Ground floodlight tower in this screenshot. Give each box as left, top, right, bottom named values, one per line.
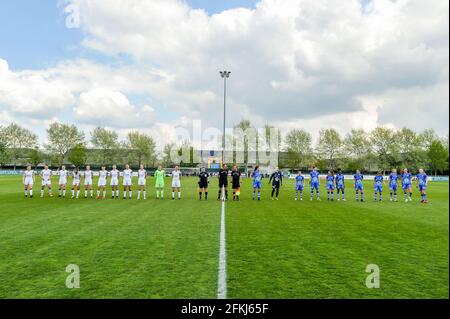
left=220, top=71, right=231, bottom=165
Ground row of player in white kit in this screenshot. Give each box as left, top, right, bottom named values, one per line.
left=22, top=164, right=182, bottom=200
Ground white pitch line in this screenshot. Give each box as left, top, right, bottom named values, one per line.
left=217, top=191, right=227, bottom=299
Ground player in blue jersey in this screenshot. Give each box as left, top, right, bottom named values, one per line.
left=252, top=166, right=262, bottom=201
left=326, top=170, right=335, bottom=201
left=373, top=171, right=384, bottom=202
left=335, top=169, right=346, bottom=201
left=309, top=166, right=321, bottom=201
left=389, top=169, right=399, bottom=202
left=269, top=168, right=283, bottom=200
left=354, top=170, right=365, bottom=202
left=295, top=171, right=305, bottom=201
left=401, top=168, right=413, bottom=202
left=416, top=168, right=428, bottom=203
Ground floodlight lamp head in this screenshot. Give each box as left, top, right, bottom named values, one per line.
left=220, top=71, right=231, bottom=78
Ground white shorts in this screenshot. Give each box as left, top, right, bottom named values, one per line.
left=172, top=181, right=181, bottom=188
left=41, top=180, right=51, bottom=187
left=72, top=180, right=80, bottom=187
left=138, top=178, right=146, bottom=186
left=59, top=178, right=67, bottom=185
left=98, top=179, right=107, bottom=187
left=110, top=179, right=119, bottom=186
left=24, top=178, right=34, bottom=186
left=84, top=180, right=93, bottom=186
left=123, top=178, right=132, bottom=186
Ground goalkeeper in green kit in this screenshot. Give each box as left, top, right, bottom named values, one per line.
left=155, top=165, right=165, bottom=199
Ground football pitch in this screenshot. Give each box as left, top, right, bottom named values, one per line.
left=0, top=176, right=448, bottom=299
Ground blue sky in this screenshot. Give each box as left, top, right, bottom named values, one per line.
left=0, top=0, right=259, bottom=70
left=0, top=0, right=260, bottom=126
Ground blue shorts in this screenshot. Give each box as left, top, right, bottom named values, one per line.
left=374, top=185, right=383, bottom=192
left=311, top=182, right=319, bottom=190
left=419, top=185, right=427, bottom=192
left=326, top=183, right=335, bottom=191
left=337, top=183, right=344, bottom=190
left=253, top=181, right=262, bottom=189
left=389, top=183, right=397, bottom=191
left=402, top=183, right=411, bottom=190
left=355, top=183, right=364, bottom=191
left=296, top=184, right=304, bottom=191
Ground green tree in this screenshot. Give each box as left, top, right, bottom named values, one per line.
left=0, top=140, right=9, bottom=166
left=344, top=129, right=371, bottom=169
left=126, top=132, right=156, bottom=166
left=29, top=148, right=43, bottom=169
left=262, top=124, right=281, bottom=152
left=46, top=122, right=85, bottom=166
left=419, top=129, right=439, bottom=150
left=428, top=140, right=448, bottom=175
left=234, top=120, right=253, bottom=167
left=370, top=127, right=400, bottom=173
left=1, top=123, right=38, bottom=169
left=162, top=143, right=175, bottom=167
left=316, top=129, right=343, bottom=170
left=90, top=127, right=119, bottom=165
left=284, top=129, right=313, bottom=168
left=68, top=144, right=87, bottom=168
left=397, top=128, right=424, bottom=171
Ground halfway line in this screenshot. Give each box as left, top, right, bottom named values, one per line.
left=217, top=192, right=227, bottom=299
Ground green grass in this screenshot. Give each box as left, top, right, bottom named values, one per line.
left=0, top=175, right=448, bottom=299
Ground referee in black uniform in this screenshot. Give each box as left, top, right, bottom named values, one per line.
left=231, top=165, right=241, bottom=201
left=198, top=167, right=209, bottom=200
left=218, top=164, right=229, bottom=201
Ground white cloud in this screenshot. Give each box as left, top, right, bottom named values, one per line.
left=0, top=0, right=448, bottom=147
left=0, top=59, right=75, bottom=117
left=68, top=0, right=448, bottom=128
left=74, top=89, right=156, bottom=128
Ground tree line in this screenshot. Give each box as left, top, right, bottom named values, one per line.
left=0, top=121, right=448, bottom=175
left=0, top=123, right=157, bottom=170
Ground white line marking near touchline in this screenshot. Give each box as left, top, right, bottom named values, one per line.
left=217, top=189, right=227, bottom=299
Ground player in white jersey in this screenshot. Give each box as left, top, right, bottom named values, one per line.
left=58, top=165, right=68, bottom=198
left=40, top=164, right=53, bottom=198
left=171, top=166, right=182, bottom=200
left=97, top=166, right=108, bottom=199
left=23, top=165, right=35, bottom=198
left=83, top=165, right=94, bottom=198
left=110, top=165, right=120, bottom=199
left=71, top=168, right=81, bottom=199
left=122, top=164, right=133, bottom=199
left=137, top=165, right=147, bottom=200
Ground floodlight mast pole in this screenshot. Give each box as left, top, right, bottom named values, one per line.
left=220, top=71, right=231, bottom=165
